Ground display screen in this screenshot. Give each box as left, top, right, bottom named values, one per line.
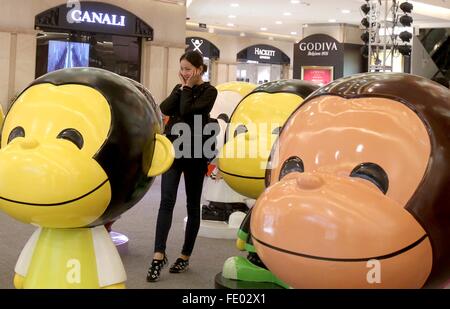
left=301, top=66, right=334, bottom=86
left=47, top=40, right=90, bottom=72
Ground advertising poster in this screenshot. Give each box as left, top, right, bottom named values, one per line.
left=301, top=66, right=334, bottom=86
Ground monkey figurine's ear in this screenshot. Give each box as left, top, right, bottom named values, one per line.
left=147, top=134, right=175, bottom=177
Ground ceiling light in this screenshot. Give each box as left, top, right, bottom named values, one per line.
left=409, top=1, right=450, bottom=21
left=290, top=31, right=297, bottom=35
left=240, top=32, right=246, bottom=37
left=227, top=23, right=235, bottom=27
left=228, top=15, right=236, bottom=18
left=283, top=12, right=292, bottom=16
left=341, top=9, right=351, bottom=14
left=328, top=19, right=336, bottom=22
left=268, top=36, right=274, bottom=40
left=230, top=3, right=239, bottom=7
left=291, top=0, right=300, bottom=3
left=260, top=27, right=268, bottom=31
left=303, top=24, right=308, bottom=28
left=275, top=21, right=283, bottom=24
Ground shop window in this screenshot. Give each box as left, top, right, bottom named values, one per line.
left=36, top=32, right=142, bottom=82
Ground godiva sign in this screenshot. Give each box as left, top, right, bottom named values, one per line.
left=293, top=34, right=344, bottom=79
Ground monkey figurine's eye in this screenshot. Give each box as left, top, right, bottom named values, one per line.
left=8, top=126, right=25, bottom=144
left=272, top=127, right=281, bottom=135
left=217, top=113, right=230, bottom=123
left=279, top=156, right=305, bottom=180
left=57, top=128, right=84, bottom=149
left=350, top=162, right=389, bottom=194
left=233, top=124, right=248, bottom=138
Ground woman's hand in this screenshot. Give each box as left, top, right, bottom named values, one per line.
left=186, top=68, right=202, bottom=88
left=178, top=71, right=187, bottom=88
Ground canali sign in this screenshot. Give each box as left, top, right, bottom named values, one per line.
left=70, top=10, right=126, bottom=27
left=35, top=1, right=153, bottom=39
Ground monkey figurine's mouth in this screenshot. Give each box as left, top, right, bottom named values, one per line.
left=0, top=179, right=109, bottom=206
left=252, top=234, right=428, bottom=262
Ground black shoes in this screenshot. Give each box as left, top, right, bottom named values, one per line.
left=169, top=258, right=189, bottom=273
left=146, top=255, right=168, bottom=282
left=147, top=255, right=190, bottom=282
left=201, top=202, right=249, bottom=222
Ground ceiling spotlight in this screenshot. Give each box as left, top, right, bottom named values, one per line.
left=361, top=3, right=370, bottom=15
left=290, top=31, right=297, bottom=35
left=341, top=9, right=351, bottom=14
left=398, top=45, right=411, bottom=56
left=275, top=21, right=283, bottom=24
left=399, top=15, right=413, bottom=27
left=361, top=31, right=369, bottom=43
left=361, top=17, right=369, bottom=28
left=400, top=2, right=413, bottom=13
left=328, top=19, right=336, bottom=22
left=399, top=31, right=412, bottom=42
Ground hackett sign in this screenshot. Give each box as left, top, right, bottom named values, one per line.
left=237, top=44, right=290, bottom=65
left=254, top=47, right=276, bottom=59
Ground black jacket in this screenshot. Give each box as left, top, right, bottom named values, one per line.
left=160, top=83, right=218, bottom=159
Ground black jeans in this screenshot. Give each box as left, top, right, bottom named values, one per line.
left=154, top=158, right=208, bottom=256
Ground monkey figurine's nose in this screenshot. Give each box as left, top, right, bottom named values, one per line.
left=19, top=138, right=39, bottom=150
left=295, top=173, right=324, bottom=190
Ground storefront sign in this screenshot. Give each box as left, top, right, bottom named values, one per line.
left=298, top=42, right=339, bottom=56
left=237, top=44, right=290, bottom=65
left=254, top=47, right=276, bottom=59
left=35, top=1, right=153, bottom=39
left=69, top=10, right=126, bottom=27
left=293, top=34, right=343, bottom=80
left=186, top=37, right=220, bottom=59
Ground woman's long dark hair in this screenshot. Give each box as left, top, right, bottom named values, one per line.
left=180, top=50, right=208, bottom=74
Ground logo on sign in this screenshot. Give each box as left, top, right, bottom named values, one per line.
left=69, top=10, right=126, bottom=27
left=191, top=39, right=204, bottom=54
left=299, top=42, right=338, bottom=56
left=254, top=47, right=275, bottom=60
